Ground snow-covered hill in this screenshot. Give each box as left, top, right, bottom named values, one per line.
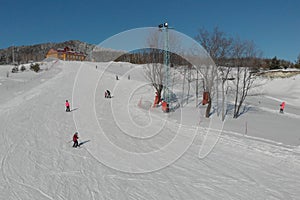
left=0, top=61, right=300, bottom=199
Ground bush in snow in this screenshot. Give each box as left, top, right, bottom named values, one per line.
left=30, top=63, right=40, bottom=72
left=20, top=65, right=26, bottom=72
left=11, top=66, right=18, bottom=73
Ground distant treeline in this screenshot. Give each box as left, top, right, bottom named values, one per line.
left=1, top=40, right=299, bottom=70
left=115, top=48, right=191, bottom=66
left=115, top=48, right=299, bottom=70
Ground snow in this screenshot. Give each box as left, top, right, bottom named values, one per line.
left=1, top=61, right=300, bottom=199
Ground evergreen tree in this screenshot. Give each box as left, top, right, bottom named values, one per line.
left=295, top=54, right=300, bottom=68
left=270, top=56, right=280, bottom=70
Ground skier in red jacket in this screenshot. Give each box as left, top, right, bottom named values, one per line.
left=65, top=100, right=70, bottom=112
left=73, top=132, right=79, bottom=148
left=280, top=102, right=285, bottom=113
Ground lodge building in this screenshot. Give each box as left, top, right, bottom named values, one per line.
left=46, top=47, right=86, bottom=61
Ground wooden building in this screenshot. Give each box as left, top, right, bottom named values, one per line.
left=46, top=47, right=86, bottom=61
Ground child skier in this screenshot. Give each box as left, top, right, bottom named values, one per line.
left=73, top=132, right=79, bottom=148
left=65, top=100, right=70, bottom=112
left=105, top=90, right=111, bottom=98
left=280, top=102, right=285, bottom=113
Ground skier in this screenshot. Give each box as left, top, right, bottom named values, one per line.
left=105, top=90, right=111, bottom=98
left=73, top=132, right=79, bottom=148
left=65, top=100, right=70, bottom=112
left=161, top=100, right=169, bottom=113
left=280, top=101, right=285, bottom=113
left=116, top=75, right=119, bottom=80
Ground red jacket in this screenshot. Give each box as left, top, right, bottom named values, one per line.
left=66, top=102, right=70, bottom=107
left=280, top=102, right=285, bottom=109
left=73, top=134, right=78, bottom=142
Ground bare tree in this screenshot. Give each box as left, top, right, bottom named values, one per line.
left=144, top=62, right=164, bottom=102
left=195, top=27, right=263, bottom=119
left=232, top=39, right=261, bottom=118
left=219, top=65, right=232, bottom=121
left=181, top=67, right=187, bottom=106
left=215, top=33, right=233, bottom=120
left=144, top=29, right=182, bottom=104
left=194, top=58, right=218, bottom=117
left=195, top=27, right=233, bottom=118
left=144, top=30, right=165, bottom=103
left=186, top=64, right=193, bottom=104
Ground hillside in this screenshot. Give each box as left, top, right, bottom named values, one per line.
left=0, top=61, right=300, bottom=199
left=0, top=40, right=95, bottom=64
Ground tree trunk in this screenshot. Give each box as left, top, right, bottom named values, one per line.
left=216, top=73, right=219, bottom=116
left=196, top=70, right=199, bottom=107
left=181, top=69, right=186, bottom=107
left=235, top=100, right=243, bottom=118
left=233, top=67, right=240, bottom=118
left=205, top=99, right=212, bottom=118
left=221, top=80, right=225, bottom=121
left=187, top=69, right=191, bottom=104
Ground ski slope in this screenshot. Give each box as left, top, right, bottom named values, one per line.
left=1, top=61, right=300, bottom=199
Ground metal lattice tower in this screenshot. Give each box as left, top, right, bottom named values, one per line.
left=159, top=22, right=170, bottom=103
left=164, top=27, right=170, bottom=103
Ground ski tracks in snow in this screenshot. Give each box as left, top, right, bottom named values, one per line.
left=0, top=100, right=56, bottom=199
left=1, top=62, right=300, bottom=199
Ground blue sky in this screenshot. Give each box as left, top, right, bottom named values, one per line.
left=1, top=0, right=299, bottom=62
